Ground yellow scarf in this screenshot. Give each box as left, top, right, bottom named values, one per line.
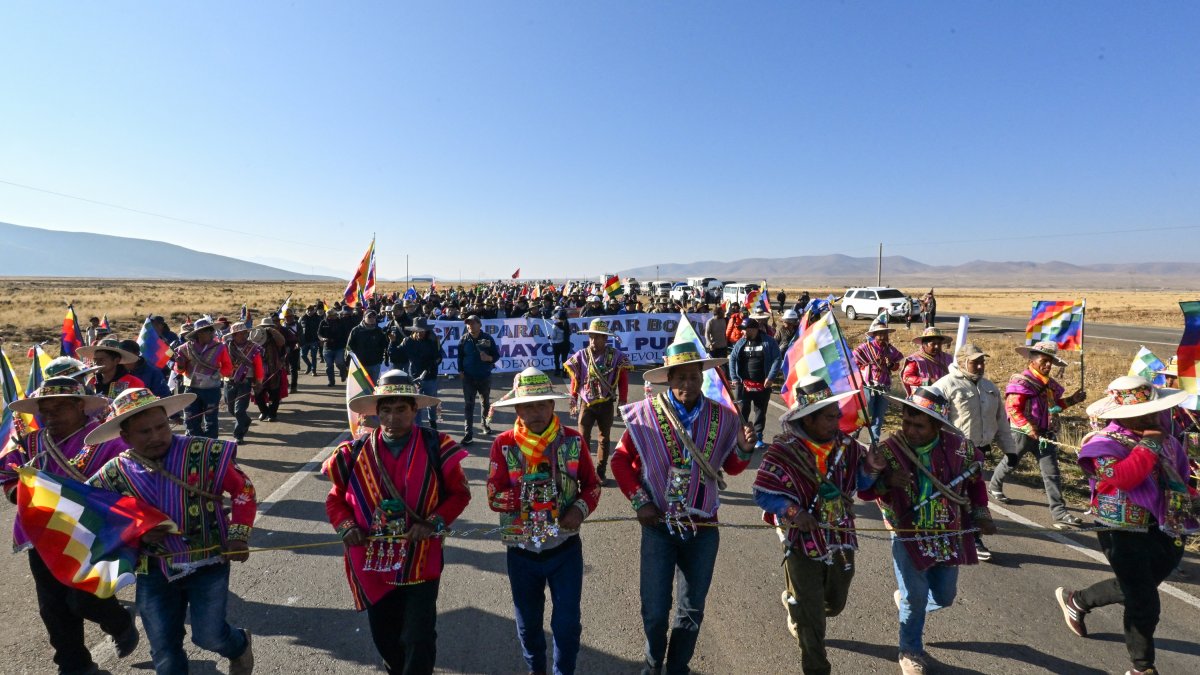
left=514, top=415, right=561, bottom=467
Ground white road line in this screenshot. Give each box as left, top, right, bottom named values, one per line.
left=970, top=323, right=1178, bottom=347
left=988, top=502, right=1200, bottom=611
left=91, top=431, right=351, bottom=663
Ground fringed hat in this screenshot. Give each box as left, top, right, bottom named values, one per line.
left=8, top=377, right=110, bottom=416
left=84, top=388, right=197, bottom=445
left=644, top=341, right=727, bottom=384
left=1085, top=376, right=1190, bottom=420
left=491, top=367, right=570, bottom=408
left=348, top=369, right=440, bottom=415
left=888, top=386, right=955, bottom=429
left=1015, top=340, right=1067, bottom=367
left=911, top=327, right=951, bottom=346
left=779, top=375, right=858, bottom=424
left=578, top=319, right=617, bottom=337
left=77, top=337, right=140, bottom=365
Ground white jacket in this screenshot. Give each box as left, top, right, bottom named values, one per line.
left=934, top=364, right=1016, bottom=454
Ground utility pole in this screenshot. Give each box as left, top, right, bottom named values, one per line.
left=656, top=265, right=660, bottom=281
left=877, top=243, right=883, bottom=286
left=406, top=254, right=410, bottom=287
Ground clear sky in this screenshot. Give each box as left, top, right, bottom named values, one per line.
left=2, top=2, right=1197, bottom=280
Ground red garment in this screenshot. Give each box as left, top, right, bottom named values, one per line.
left=725, top=312, right=745, bottom=345
left=486, top=425, right=601, bottom=517
left=1092, top=446, right=1159, bottom=493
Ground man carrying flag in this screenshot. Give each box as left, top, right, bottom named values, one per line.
left=61, top=305, right=86, bottom=358
left=86, top=388, right=257, bottom=675
left=1, top=378, right=139, bottom=674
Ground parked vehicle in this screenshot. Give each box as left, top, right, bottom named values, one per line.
left=721, top=282, right=761, bottom=306
left=685, top=277, right=723, bottom=303
left=668, top=282, right=694, bottom=303
left=648, top=280, right=673, bottom=298
left=624, top=278, right=641, bottom=296
left=839, top=286, right=913, bottom=320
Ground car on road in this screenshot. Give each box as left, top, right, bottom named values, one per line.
left=839, top=286, right=914, bottom=321
left=722, top=282, right=761, bottom=306
left=647, top=280, right=673, bottom=298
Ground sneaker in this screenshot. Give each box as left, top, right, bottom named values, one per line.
left=974, top=538, right=993, bottom=562
left=113, top=622, right=139, bottom=658
left=1053, top=515, right=1084, bottom=530
left=461, top=435, right=474, bottom=446
left=483, top=422, right=493, bottom=435
left=229, top=629, right=253, bottom=675
left=898, top=651, right=928, bottom=675
left=781, top=590, right=798, bottom=639
left=894, top=589, right=903, bottom=610
left=1055, top=587, right=1088, bottom=637
left=1125, top=668, right=1158, bottom=675
left=988, top=489, right=1011, bottom=504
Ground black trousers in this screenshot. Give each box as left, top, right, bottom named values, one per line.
left=1075, top=527, right=1184, bottom=670
left=553, top=344, right=571, bottom=374
left=462, top=375, right=492, bottom=434
left=738, top=386, right=772, bottom=442
left=30, top=549, right=134, bottom=673
left=366, top=578, right=440, bottom=675
left=224, top=380, right=253, bottom=440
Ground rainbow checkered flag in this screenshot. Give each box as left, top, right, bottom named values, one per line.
left=780, top=302, right=865, bottom=434
left=1025, top=300, right=1085, bottom=350
left=16, top=468, right=175, bottom=598
left=1127, top=346, right=1167, bottom=387
left=1177, top=301, right=1200, bottom=396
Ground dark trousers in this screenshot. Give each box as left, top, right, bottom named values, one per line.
left=223, top=380, right=253, bottom=440
left=988, top=431, right=1068, bottom=519
left=710, top=347, right=729, bottom=377
left=366, top=578, right=440, bottom=675
left=784, top=549, right=854, bottom=675
left=30, top=550, right=134, bottom=674
left=184, top=386, right=222, bottom=439
left=639, top=524, right=719, bottom=675
left=737, top=386, right=772, bottom=443
left=255, top=382, right=282, bottom=420
left=1075, top=527, right=1184, bottom=670
left=553, top=344, right=571, bottom=375
left=301, top=341, right=319, bottom=373
left=578, top=401, right=615, bottom=474
left=462, top=375, right=492, bottom=434
left=287, top=348, right=300, bottom=388
left=506, top=537, right=584, bottom=675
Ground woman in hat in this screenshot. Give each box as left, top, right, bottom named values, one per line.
left=860, top=386, right=995, bottom=675
left=322, top=370, right=471, bottom=675
left=564, top=319, right=631, bottom=482
left=754, top=375, right=886, bottom=674
left=854, top=317, right=905, bottom=441
left=486, top=367, right=601, bottom=675
left=900, top=328, right=953, bottom=396
left=1055, top=377, right=1194, bottom=675
left=79, top=337, right=146, bottom=399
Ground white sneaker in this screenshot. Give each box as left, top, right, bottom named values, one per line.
left=781, top=590, right=799, bottom=639
left=894, top=589, right=903, bottom=610
left=898, top=651, right=928, bottom=675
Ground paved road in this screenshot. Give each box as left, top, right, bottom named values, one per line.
left=937, top=314, right=1183, bottom=350
left=2, top=371, right=1199, bottom=674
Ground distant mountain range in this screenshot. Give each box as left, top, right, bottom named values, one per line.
left=618, top=254, right=1200, bottom=289
left=0, top=222, right=336, bottom=280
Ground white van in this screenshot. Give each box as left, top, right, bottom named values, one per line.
left=722, top=282, right=761, bottom=306
left=648, top=280, right=673, bottom=298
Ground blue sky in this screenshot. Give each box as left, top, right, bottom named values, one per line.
left=1, top=2, right=1197, bottom=279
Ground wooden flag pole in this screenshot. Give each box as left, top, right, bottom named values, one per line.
left=825, top=301, right=880, bottom=445
left=1079, top=298, right=1087, bottom=391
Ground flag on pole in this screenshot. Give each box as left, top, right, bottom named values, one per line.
left=1, top=345, right=26, bottom=445
left=99, top=315, right=110, bottom=331
left=364, top=249, right=377, bottom=301
left=239, top=304, right=248, bottom=323
left=1177, top=301, right=1200, bottom=396
left=743, top=288, right=760, bottom=311
left=1025, top=300, right=1085, bottom=350
left=402, top=287, right=419, bottom=302
left=137, top=317, right=173, bottom=370
left=25, top=344, right=52, bottom=396
left=60, top=305, right=85, bottom=357
left=346, top=351, right=378, bottom=438
left=279, top=293, right=293, bottom=318
left=672, top=313, right=736, bottom=411
left=1127, top=346, right=1167, bottom=387
left=15, top=468, right=175, bottom=598
left=342, top=238, right=376, bottom=307
left=512, top=268, right=520, bottom=279
left=604, top=275, right=621, bottom=298
left=780, top=305, right=865, bottom=434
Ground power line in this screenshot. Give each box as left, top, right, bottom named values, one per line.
left=0, top=178, right=353, bottom=252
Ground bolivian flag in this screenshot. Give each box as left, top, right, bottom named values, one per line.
left=604, top=275, right=621, bottom=298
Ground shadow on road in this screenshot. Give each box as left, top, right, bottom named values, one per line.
left=1088, top=632, right=1200, bottom=659
left=932, top=640, right=1105, bottom=674
left=986, top=550, right=1109, bottom=573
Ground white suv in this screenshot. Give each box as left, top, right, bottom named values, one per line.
left=839, top=287, right=913, bottom=321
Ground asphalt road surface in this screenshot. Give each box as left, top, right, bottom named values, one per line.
left=934, top=314, right=1184, bottom=351
left=2, top=370, right=1198, bottom=674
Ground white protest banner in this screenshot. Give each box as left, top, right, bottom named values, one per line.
left=429, top=313, right=712, bottom=375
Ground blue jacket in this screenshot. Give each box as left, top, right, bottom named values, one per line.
left=457, top=331, right=500, bottom=380
left=729, top=333, right=782, bottom=384
left=132, top=362, right=173, bottom=398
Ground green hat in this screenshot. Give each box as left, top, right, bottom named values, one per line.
left=643, top=341, right=727, bottom=384
left=491, top=367, right=570, bottom=408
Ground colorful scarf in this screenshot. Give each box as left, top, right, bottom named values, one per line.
left=514, top=415, right=561, bottom=469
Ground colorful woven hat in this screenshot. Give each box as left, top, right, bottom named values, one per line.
left=8, top=377, right=110, bottom=415
left=578, top=319, right=617, bottom=337
left=77, top=337, right=140, bottom=365
left=911, top=327, right=951, bottom=345
left=348, top=369, right=440, bottom=415
left=84, top=388, right=197, bottom=445
left=779, top=375, right=859, bottom=424
left=491, top=367, right=570, bottom=409
left=1085, top=376, right=1190, bottom=420
left=867, top=317, right=895, bottom=334
left=1015, top=340, right=1066, bottom=367
left=887, top=386, right=956, bottom=429
left=643, top=340, right=727, bottom=384
left=43, top=356, right=101, bottom=381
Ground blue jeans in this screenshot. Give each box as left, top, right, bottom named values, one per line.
left=136, top=563, right=249, bottom=675
left=301, top=341, right=320, bottom=372
left=506, top=537, right=584, bottom=675
left=866, top=389, right=889, bottom=442
left=184, top=386, right=222, bottom=439
left=324, top=348, right=345, bottom=385
left=639, top=524, right=719, bottom=675
left=417, top=379, right=439, bottom=428
left=891, top=536, right=957, bottom=654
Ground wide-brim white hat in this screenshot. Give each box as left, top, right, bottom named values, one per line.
left=8, top=377, right=111, bottom=416
left=644, top=341, right=726, bottom=385
left=347, top=369, right=440, bottom=414
left=578, top=318, right=618, bottom=337
left=84, top=389, right=197, bottom=445
left=491, top=367, right=571, bottom=409
left=77, top=338, right=140, bottom=365
left=1015, top=341, right=1067, bottom=368
left=1085, top=376, right=1191, bottom=420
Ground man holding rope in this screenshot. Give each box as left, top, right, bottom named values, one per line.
left=753, top=375, right=887, bottom=675
left=853, top=317, right=903, bottom=442
left=173, top=318, right=233, bottom=439
left=859, top=386, right=995, bottom=675
left=611, top=339, right=755, bottom=675
left=85, top=388, right=257, bottom=675
left=223, top=321, right=264, bottom=444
